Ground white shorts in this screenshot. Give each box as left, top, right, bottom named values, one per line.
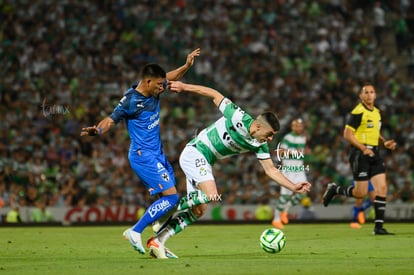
left=179, top=145, right=214, bottom=194
left=280, top=171, right=307, bottom=196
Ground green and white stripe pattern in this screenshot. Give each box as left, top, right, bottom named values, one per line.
left=189, top=98, right=270, bottom=164
left=280, top=132, right=306, bottom=166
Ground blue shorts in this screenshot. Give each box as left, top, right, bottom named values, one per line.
left=351, top=180, right=374, bottom=192
left=129, top=149, right=176, bottom=195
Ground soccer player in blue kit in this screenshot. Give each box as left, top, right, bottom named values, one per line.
left=81, top=48, right=200, bottom=255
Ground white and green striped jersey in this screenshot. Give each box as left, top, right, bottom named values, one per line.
left=188, top=98, right=270, bottom=164
left=279, top=132, right=306, bottom=166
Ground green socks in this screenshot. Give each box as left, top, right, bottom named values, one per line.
left=177, top=190, right=210, bottom=211
left=157, top=209, right=198, bottom=244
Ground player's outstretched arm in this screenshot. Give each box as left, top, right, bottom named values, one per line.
left=166, top=48, right=200, bottom=81
left=344, top=127, right=375, bottom=157
left=80, top=117, right=115, bottom=136
left=168, top=81, right=224, bottom=107
left=258, top=158, right=311, bottom=194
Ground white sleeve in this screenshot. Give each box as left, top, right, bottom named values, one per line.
left=218, top=97, right=231, bottom=114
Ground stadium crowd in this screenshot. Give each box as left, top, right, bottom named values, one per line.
left=1, top=0, right=413, bottom=212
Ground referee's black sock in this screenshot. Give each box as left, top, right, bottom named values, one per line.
left=374, top=196, right=387, bottom=229
left=335, top=185, right=354, bottom=197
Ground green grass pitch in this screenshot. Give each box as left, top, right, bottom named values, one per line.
left=1, top=223, right=413, bottom=274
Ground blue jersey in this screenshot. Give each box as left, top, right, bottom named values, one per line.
left=110, top=85, right=175, bottom=195
left=110, top=85, right=162, bottom=154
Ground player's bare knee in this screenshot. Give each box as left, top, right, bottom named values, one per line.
left=352, top=189, right=368, bottom=198
left=375, top=188, right=387, bottom=197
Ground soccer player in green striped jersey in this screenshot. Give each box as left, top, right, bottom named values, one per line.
left=147, top=81, right=311, bottom=259
left=272, top=118, right=310, bottom=229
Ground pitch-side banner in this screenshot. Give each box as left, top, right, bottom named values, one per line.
left=1, top=203, right=413, bottom=224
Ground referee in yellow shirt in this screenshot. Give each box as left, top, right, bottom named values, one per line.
left=323, top=83, right=397, bottom=235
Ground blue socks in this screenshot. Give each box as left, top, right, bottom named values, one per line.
left=352, top=206, right=360, bottom=222
left=352, top=198, right=372, bottom=222
left=132, top=194, right=179, bottom=233
left=361, top=198, right=372, bottom=210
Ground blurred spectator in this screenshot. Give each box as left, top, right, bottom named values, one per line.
left=31, top=201, right=54, bottom=222
left=6, top=205, right=22, bottom=223
left=393, top=15, right=410, bottom=55
left=373, top=1, right=386, bottom=47
left=400, top=0, right=410, bottom=18
left=397, top=180, right=414, bottom=202
left=255, top=201, right=273, bottom=221
left=299, top=197, right=316, bottom=220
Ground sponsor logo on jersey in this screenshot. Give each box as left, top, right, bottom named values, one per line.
left=118, top=96, right=127, bottom=106
left=367, top=119, right=374, bottom=128
left=148, top=199, right=171, bottom=218
left=358, top=172, right=368, bottom=177
left=150, top=112, right=159, bottom=121
left=199, top=167, right=207, bottom=176
left=157, top=162, right=164, bottom=170
left=148, top=118, right=160, bottom=129
left=227, top=139, right=242, bottom=151
left=147, top=112, right=160, bottom=129
left=161, top=173, right=169, bottom=182
left=222, top=132, right=242, bottom=151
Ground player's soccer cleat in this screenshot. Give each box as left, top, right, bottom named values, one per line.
left=280, top=211, right=289, bottom=224
left=350, top=222, right=362, bottom=229
left=164, top=247, right=179, bottom=259
left=322, top=182, right=337, bottom=207
left=146, top=237, right=178, bottom=259
left=272, top=220, right=284, bottom=229
left=123, top=228, right=145, bottom=254
left=357, top=211, right=366, bottom=224
left=373, top=227, right=395, bottom=235
left=147, top=237, right=168, bottom=259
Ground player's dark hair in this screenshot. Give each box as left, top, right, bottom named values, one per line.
left=360, top=82, right=375, bottom=94
left=141, top=63, right=166, bottom=79
left=292, top=118, right=303, bottom=124
left=262, top=112, right=280, bottom=131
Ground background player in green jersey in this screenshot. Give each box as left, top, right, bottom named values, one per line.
left=323, top=83, right=397, bottom=235
left=272, top=118, right=310, bottom=229
left=146, top=81, right=312, bottom=258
